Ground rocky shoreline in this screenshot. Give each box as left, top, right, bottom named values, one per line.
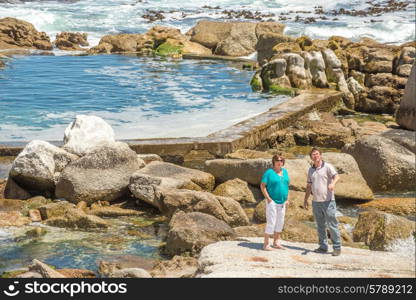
left=1, top=17, right=415, bottom=278
left=0, top=112, right=414, bottom=278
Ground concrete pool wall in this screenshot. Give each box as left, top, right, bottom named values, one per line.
left=0, top=89, right=343, bottom=164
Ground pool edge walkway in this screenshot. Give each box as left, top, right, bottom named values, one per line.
left=0, top=89, right=343, bottom=159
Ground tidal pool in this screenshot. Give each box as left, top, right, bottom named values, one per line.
left=0, top=54, right=288, bottom=142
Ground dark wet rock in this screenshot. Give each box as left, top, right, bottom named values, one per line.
left=4, top=177, right=31, bottom=200
left=142, top=10, right=165, bottom=22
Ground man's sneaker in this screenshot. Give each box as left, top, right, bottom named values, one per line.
left=314, top=247, right=328, bottom=253
left=332, top=249, right=341, bottom=256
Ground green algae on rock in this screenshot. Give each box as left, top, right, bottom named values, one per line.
left=154, top=42, right=183, bottom=57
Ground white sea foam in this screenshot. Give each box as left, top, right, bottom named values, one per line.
left=386, top=236, right=416, bottom=258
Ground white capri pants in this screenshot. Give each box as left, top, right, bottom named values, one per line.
left=265, top=200, right=286, bottom=234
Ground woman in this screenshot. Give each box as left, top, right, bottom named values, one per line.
left=260, top=154, right=290, bottom=250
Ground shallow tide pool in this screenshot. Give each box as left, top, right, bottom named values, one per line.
left=0, top=54, right=287, bottom=142
left=0, top=216, right=166, bottom=275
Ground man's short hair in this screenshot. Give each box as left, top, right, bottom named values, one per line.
left=309, top=147, right=321, bottom=157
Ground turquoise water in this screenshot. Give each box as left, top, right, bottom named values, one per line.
left=0, top=54, right=286, bottom=141
left=0, top=217, right=166, bottom=275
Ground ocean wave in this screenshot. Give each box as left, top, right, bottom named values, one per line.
left=0, top=0, right=414, bottom=48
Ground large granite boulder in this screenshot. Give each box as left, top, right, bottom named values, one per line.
left=302, top=50, right=328, bottom=88
left=9, top=140, right=78, bottom=196
left=321, top=152, right=374, bottom=201
left=55, top=142, right=144, bottom=204
left=205, top=158, right=309, bottom=191
left=212, top=178, right=256, bottom=204
left=129, top=161, right=215, bottom=209
left=282, top=53, right=312, bottom=89
left=0, top=17, right=52, bottom=50
left=165, top=211, right=236, bottom=256
left=88, top=33, right=146, bottom=54
left=214, top=22, right=257, bottom=56
left=161, top=189, right=249, bottom=227
left=353, top=211, right=415, bottom=250
left=396, top=63, right=415, bottom=131
left=54, top=32, right=89, bottom=51
left=380, top=129, right=416, bottom=154
left=63, top=115, right=115, bottom=156
left=205, top=158, right=269, bottom=186
left=343, top=135, right=415, bottom=192
left=187, top=20, right=285, bottom=57
left=256, top=33, right=295, bottom=64
left=259, top=58, right=292, bottom=90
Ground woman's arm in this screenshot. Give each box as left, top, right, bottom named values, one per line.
left=260, top=182, right=273, bottom=203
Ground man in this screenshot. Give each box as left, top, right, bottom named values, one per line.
left=304, top=147, right=342, bottom=256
